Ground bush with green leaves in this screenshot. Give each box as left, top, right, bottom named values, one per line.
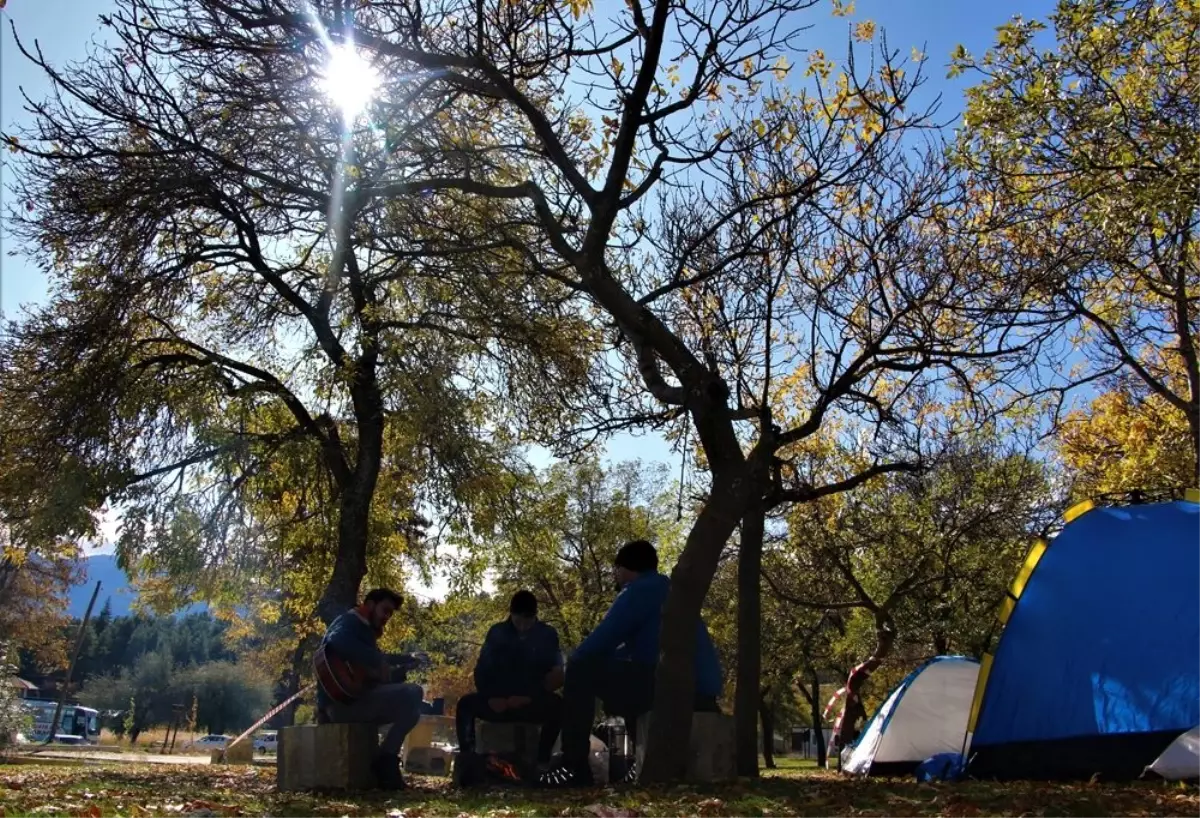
left=80, top=656, right=271, bottom=743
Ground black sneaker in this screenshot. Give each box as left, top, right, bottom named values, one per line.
left=537, top=763, right=593, bottom=789
left=371, top=753, right=407, bottom=790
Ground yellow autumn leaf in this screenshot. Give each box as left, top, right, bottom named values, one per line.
left=805, top=49, right=832, bottom=80
left=854, top=20, right=876, bottom=42
left=831, top=0, right=855, bottom=17
left=566, top=0, right=592, bottom=20
left=773, top=55, right=791, bottom=80
left=911, top=46, right=926, bottom=63
left=611, top=56, right=624, bottom=78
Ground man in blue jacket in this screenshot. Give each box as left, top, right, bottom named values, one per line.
left=539, top=540, right=722, bottom=787
left=315, top=588, right=426, bottom=790
left=455, top=590, right=564, bottom=768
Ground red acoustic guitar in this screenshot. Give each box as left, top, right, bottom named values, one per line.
left=314, top=644, right=428, bottom=704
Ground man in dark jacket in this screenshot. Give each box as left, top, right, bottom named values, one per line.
left=455, top=590, right=564, bottom=766
left=316, top=588, right=426, bottom=790
left=539, top=540, right=722, bottom=787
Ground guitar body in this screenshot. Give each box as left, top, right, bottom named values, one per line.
left=314, top=644, right=416, bottom=705
left=314, top=642, right=377, bottom=704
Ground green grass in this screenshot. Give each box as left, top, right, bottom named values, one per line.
left=762, top=756, right=820, bottom=773
left=1, top=757, right=1195, bottom=816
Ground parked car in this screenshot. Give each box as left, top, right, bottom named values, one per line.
left=187, top=734, right=231, bottom=750
left=253, top=731, right=277, bottom=753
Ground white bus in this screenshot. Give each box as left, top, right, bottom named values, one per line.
left=21, top=699, right=101, bottom=744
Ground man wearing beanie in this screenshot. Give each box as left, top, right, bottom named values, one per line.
left=539, top=539, right=722, bottom=787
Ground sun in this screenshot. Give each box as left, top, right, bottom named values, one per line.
left=320, top=45, right=379, bottom=120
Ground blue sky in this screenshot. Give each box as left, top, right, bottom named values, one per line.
left=0, top=0, right=1062, bottom=579
left=0, top=0, right=1059, bottom=456
left=0, top=0, right=1062, bottom=318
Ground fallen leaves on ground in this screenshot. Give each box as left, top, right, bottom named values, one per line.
left=582, top=805, right=638, bottom=817
left=0, top=760, right=1195, bottom=817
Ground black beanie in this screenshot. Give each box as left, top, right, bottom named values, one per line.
left=614, top=539, right=658, bottom=573
left=509, top=590, right=538, bottom=616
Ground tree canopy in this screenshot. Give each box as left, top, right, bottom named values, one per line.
left=1057, top=380, right=1197, bottom=500
left=0, top=0, right=595, bottom=631
left=953, top=0, right=1199, bottom=472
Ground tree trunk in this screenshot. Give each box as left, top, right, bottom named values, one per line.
left=932, top=583, right=952, bottom=656
left=835, top=612, right=896, bottom=748
left=639, top=472, right=750, bottom=783
left=278, top=632, right=317, bottom=727
left=316, top=380, right=385, bottom=625
left=816, top=666, right=825, bottom=762
left=0, top=557, right=17, bottom=603
left=735, top=490, right=765, bottom=776
left=798, top=667, right=826, bottom=767
left=317, top=488, right=371, bottom=623
left=1188, top=403, right=1199, bottom=480
left=933, top=632, right=950, bottom=656
left=758, top=689, right=776, bottom=769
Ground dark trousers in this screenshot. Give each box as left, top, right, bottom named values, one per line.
left=561, top=657, right=656, bottom=769
left=560, top=657, right=722, bottom=770
left=455, top=690, right=563, bottom=763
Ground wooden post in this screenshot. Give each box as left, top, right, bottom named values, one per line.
left=46, top=581, right=100, bottom=744
left=165, top=704, right=184, bottom=754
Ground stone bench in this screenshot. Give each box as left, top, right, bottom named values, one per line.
left=635, top=712, right=735, bottom=783
left=403, top=714, right=455, bottom=753
left=475, top=720, right=543, bottom=762
left=402, top=714, right=455, bottom=776
left=210, top=740, right=253, bottom=765
left=452, top=721, right=545, bottom=786
left=405, top=744, right=452, bottom=776
left=277, top=723, right=378, bottom=791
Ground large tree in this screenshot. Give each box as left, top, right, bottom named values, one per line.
left=953, top=0, right=1200, bottom=470
left=179, top=0, right=1054, bottom=779
left=764, top=438, right=1053, bottom=747
left=0, top=0, right=592, bottom=627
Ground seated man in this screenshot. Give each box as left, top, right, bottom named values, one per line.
left=314, top=587, right=427, bottom=790
left=539, top=540, right=722, bottom=787
left=456, top=590, right=564, bottom=769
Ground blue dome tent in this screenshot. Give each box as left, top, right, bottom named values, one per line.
left=966, top=494, right=1200, bottom=780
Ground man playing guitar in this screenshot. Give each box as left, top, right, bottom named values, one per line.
left=314, top=587, right=430, bottom=790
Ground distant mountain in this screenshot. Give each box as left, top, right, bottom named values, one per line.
left=69, top=554, right=136, bottom=617
left=68, top=554, right=206, bottom=618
